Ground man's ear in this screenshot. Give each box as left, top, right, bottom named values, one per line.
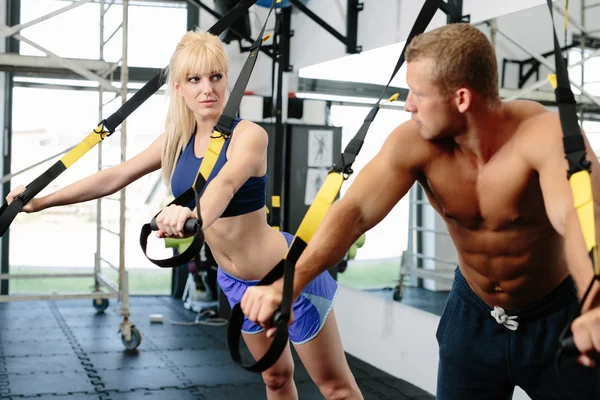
left=455, top=88, right=472, bottom=113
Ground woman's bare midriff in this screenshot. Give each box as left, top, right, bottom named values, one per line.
left=203, top=207, right=289, bottom=281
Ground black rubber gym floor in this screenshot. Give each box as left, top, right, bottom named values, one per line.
left=0, top=296, right=435, bottom=400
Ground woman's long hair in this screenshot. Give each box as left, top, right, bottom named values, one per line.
left=161, top=29, right=229, bottom=184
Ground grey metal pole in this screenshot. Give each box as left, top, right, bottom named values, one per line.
left=581, top=0, right=586, bottom=125
left=119, top=0, right=130, bottom=318
left=95, top=0, right=106, bottom=293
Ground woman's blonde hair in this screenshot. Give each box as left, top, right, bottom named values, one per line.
left=161, top=29, right=229, bottom=184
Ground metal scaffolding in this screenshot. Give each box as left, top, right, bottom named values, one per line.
left=498, top=1, right=600, bottom=116
left=95, top=0, right=140, bottom=350
left=0, top=0, right=139, bottom=350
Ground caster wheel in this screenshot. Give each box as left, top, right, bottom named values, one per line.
left=93, top=298, right=109, bottom=312
left=338, top=260, right=348, bottom=274
left=393, top=286, right=403, bottom=302
left=121, top=326, right=142, bottom=350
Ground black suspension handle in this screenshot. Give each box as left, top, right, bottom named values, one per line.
left=271, top=310, right=283, bottom=326
left=0, top=178, right=49, bottom=237
left=560, top=336, right=580, bottom=356
left=149, top=217, right=199, bottom=234
left=559, top=327, right=600, bottom=359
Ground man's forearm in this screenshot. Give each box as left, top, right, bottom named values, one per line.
left=291, top=199, right=364, bottom=300
left=564, top=206, right=600, bottom=306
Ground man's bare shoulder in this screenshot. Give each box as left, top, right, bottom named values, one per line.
left=384, top=119, right=440, bottom=170
left=510, top=105, right=567, bottom=170
left=506, top=99, right=549, bottom=123
left=503, top=99, right=558, bottom=144
left=513, top=106, right=562, bottom=145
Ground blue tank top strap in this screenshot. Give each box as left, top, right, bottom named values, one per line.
left=170, top=117, right=268, bottom=217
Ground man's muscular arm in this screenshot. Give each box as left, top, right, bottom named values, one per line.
left=522, top=112, right=600, bottom=297
left=240, top=122, right=428, bottom=328
left=522, top=110, right=600, bottom=366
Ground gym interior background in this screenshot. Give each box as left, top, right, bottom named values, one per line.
left=0, top=0, right=599, bottom=399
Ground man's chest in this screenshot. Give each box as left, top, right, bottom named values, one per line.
left=421, top=151, right=545, bottom=231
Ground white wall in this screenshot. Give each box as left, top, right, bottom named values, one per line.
left=335, top=285, right=441, bottom=395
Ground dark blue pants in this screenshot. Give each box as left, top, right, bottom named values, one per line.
left=436, top=267, right=599, bottom=400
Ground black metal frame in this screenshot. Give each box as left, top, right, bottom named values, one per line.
left=1, top=0, right=20, bottom=296
left=415, top=185, right=424, bottom=289
left=268, top=6, right=292, bottom=232
left=277, top=6, right=293, bottom=73
left=298, top=77, right=409, bottom=102
left=187, top=0, right=277, bottom=60
left=572, top=33, right=600, bottom=50
left=501, top=42, right=580, bottom=89
left=187, top=0, right=200, bottom=30
left=288, top=0, right=363, bottom=54
left=439, top=0, right=470, bottom=24
left=500, top=31, right=600, bottom=90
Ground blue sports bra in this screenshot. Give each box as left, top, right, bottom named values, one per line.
left=170, top=118, right=268, bottom=218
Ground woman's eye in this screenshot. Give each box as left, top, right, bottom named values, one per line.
left=212, top=74, right=223, bottom=81
left=188, top=76, right=199, bottom=83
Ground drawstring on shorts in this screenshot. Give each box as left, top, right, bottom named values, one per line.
left=491, top=306, right=519, bottom=331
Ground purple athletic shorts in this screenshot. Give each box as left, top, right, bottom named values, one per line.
left=217, top=231, right=339, bottom=345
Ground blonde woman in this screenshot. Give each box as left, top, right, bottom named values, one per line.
left=7, top=29, right=362, bottom=400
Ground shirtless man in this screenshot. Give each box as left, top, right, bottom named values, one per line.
left=240, top=23, right=600, bottom=399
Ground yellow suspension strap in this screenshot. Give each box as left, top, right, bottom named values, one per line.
left=227, top=0, right=443, bottom=373
left=139, top=1, right=279, bottom=268
left=545, top=0, right=598, bottom=358
left=270, top=195, right=281, bottom=231
left=0, top=0, right=260, bottom=238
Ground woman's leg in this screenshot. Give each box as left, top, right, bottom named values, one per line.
left=293, top=311, right=363, bottom=400
left=218, top=266, right=298, bottom=400
left=242, top=331, right=299, bottom=400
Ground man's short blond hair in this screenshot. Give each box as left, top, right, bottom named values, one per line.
left=406, top=23, right=500, bottom=102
